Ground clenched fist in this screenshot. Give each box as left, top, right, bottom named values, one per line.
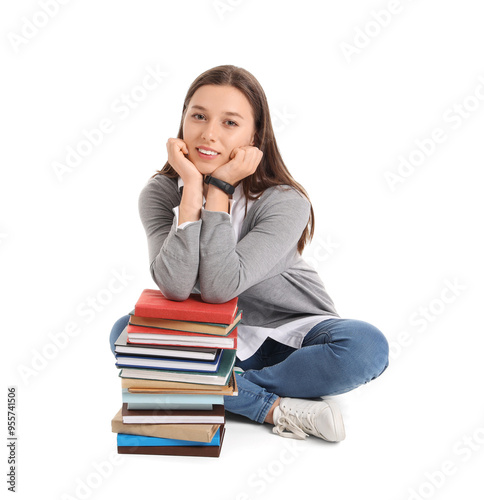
left=166, top=138, right=202, bottom=184
left=210, top=146, right=263, bottom=185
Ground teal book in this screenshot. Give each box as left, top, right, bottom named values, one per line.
left=122, top=389, right=224, bottom=405
left=117, top=428, right=221, bottom=447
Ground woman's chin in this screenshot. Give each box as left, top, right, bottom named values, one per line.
left=193, top=162, right=219, bottom=176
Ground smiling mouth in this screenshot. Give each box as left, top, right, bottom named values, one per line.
left=197, top=148, right=220, bottom=156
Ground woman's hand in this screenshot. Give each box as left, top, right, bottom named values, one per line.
left=166, top=138, right=202, bottom=185
left=211, top=146, right=263, bottom=185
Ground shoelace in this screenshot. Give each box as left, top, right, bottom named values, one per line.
left=273, top=412, right=309, bottom=440
left=301, top=411, right=326, bottom=439
left=273, top=407, right=330, bottom=440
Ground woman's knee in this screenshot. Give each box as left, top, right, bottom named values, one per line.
left=351, top=319, right=389, bottom=378
left=331, top=319, right=389, bottom=382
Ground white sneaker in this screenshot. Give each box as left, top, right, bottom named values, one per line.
left=272, top=397, right=345, bottom=442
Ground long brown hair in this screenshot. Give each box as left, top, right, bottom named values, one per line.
left=152, top=64, right=314, bottom=254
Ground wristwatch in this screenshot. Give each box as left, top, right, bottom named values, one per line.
left=204, top=175, right=235, bottom=195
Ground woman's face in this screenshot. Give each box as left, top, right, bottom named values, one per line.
left=182, top=84, right=256, bottom=176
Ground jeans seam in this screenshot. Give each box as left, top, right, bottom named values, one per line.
left=302, top=329, right=333, bottom=347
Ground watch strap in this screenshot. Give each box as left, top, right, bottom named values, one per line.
left=204, top=175, right=235, bottom=195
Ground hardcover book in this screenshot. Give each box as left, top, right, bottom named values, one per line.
left=126, top=403, right=213, bottom=411
left=121, top=390, right=224, bottom=405
left=134, top=289, right=238, bottom=323
left=121, top=403, right=225, bottom=424
left=111, top=408, right=219, bottom=442
left=117, top=428, right=221, bottom=447
left=115, top=349, right=222, bottom=372
left=128, top=310, right=242, bottom=336
left=118, top=349, right=236, bottom=385
left=117, top=426, right=226, bottom=457
left=115, top=327, right=219, bottom=360
left=121, top=370, right=238, bottom=396
left=127, top=327, right=238, bottom=350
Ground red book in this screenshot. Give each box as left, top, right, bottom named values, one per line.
left=134, top=289, right=238, bottom=323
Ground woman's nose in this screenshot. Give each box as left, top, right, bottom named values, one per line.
left=201, top=120, right=218, bottom=141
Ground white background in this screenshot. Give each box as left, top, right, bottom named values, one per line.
left=2, top=1, right=484, bottom=499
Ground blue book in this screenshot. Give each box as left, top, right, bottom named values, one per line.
left=119, top=348, right=237, bottom=385
left=115, top=349, right=222, bottom=372
left=117, top=428, right=221, bottom=447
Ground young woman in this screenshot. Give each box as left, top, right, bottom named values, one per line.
left=109, top=65, right=389, bottom=442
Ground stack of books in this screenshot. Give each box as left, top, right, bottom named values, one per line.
left=111, top=289, right=240, bottom=457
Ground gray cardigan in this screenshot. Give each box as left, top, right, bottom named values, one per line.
left=138, top=174, right=339, bottom=329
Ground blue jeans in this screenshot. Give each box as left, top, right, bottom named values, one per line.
left=109, top=316, right=389, bottom=424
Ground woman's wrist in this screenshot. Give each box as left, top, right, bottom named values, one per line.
left=204, top=183, right=230, bottom=214
left=182, top=173, right=204, bottom=189
left=209, top=167, right=237, bottom=186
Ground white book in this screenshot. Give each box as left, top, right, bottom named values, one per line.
left=115, top=327, right=218, bottom=359
left=119, top=367, right=231, bottom=386
left=127, top=334, right=235, bottom=348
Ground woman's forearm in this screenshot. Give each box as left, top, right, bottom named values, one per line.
left=138, top=175, right=202, bottom=301
left=179, top=178, right=204, bottom=224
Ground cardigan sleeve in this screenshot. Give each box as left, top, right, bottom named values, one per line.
left=198, top=186, right=310, bottom=303
left=172, top=199, right=235, bottom=230
left=138, top=177, right=201, bottom=301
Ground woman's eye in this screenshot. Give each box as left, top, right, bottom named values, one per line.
left=191, top=114, right=237, bottom=127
